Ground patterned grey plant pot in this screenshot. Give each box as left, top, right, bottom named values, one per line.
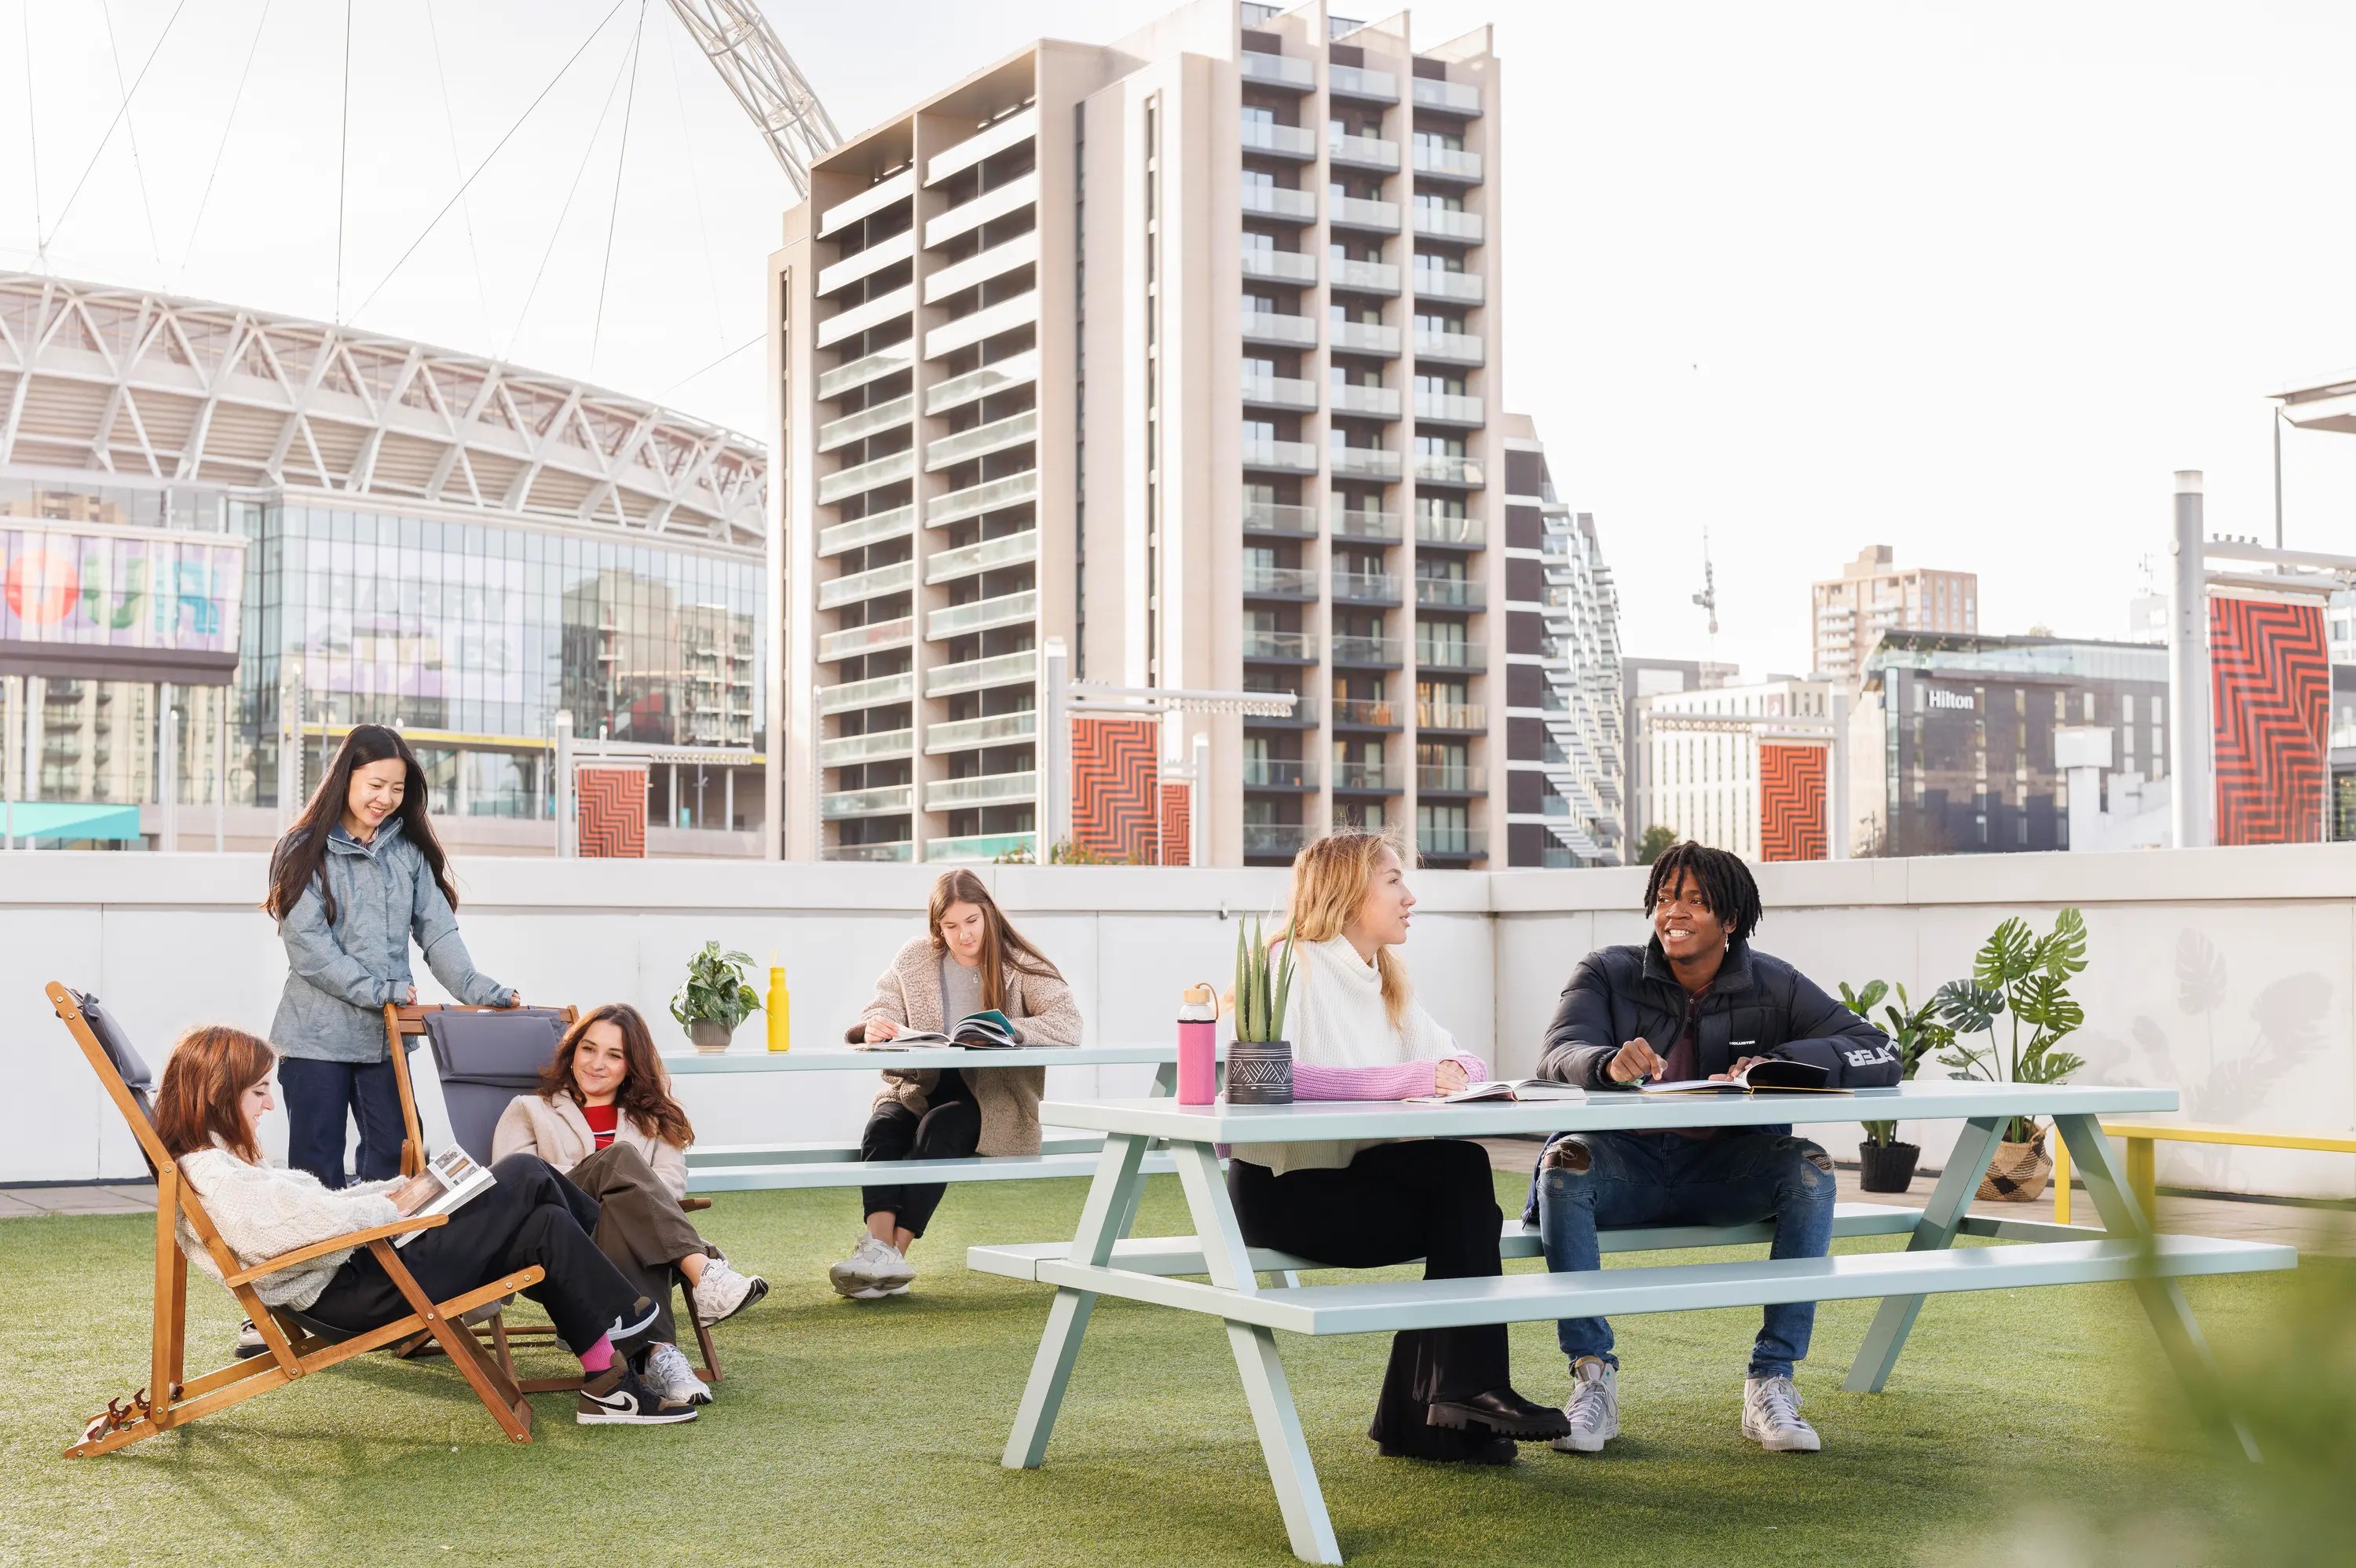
left=1226, top=1038, right=1293, bottom=1106
left=686, top=1018, right=736, bottom=1054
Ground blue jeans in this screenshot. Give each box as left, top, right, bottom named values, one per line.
left=1533, top=1129, right=1836, bottom=1380
left=279, top=1054, right=407, bottom=1189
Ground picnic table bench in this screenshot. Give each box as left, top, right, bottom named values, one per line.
left=975, top=1081, right=2294, bottom=1565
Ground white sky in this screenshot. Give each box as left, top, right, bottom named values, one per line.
left=4, top=1, right=2354, bottom=680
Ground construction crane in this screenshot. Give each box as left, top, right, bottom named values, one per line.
left=665, top=0, right=842, bottom=198
left=1692, top=525, right=1720, bottom=635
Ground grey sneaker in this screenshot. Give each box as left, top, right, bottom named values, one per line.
left=1552, top=1357, right=1619, bottom=1453
left=1741, top=1373, right=1821, bottom=1453
left=827, top=1235, right=913, bottom=1299
left=690, top=1257, right=768, bottom=1325
left=233, top=1318, right=267, bottom=1359
left=642, top=1342, right=711, bottom=1405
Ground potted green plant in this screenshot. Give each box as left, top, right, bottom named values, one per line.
left=1837, top=980, right=1951, bottom=1191
left=670, top=941, right=763, bottom=1054
left=1226, top=917, right=1299, bottom=1105
left=1933, top=908, right=2091, bottom=1202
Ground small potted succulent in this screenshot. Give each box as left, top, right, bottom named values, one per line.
left=1226, top=916, right=1299, bottom=1106
left=1837, top=980, right=1950, bottom=1191
left=670, top=941, right=763, bottom=1054
left=1935, top=908, right=2091, bottom=1202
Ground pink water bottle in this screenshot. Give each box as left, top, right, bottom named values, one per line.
left=1177, top=982, right=1219, bottom=1106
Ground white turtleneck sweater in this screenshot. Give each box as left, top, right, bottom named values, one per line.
left=1231, top=933, right=1485, bottom=1176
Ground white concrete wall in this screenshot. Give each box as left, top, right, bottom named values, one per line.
left=5, top=846, right=2351, bottom=1199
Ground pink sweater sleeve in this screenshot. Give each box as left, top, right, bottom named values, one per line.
left=1290, top=1052, right=1490, bottom=1102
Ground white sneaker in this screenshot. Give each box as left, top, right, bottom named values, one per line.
left=1551, top=1357, right=1619, bottom=1453
left=690, top=1257, right=768, bottom=1326
left=233, top=1318, right=267, bottom=1360
left=827, top=1235, right=914, bottom=1299
left=642, top=1341, right=712, bottom=1405
left=1741, top=1373, right=1822, bottom=1453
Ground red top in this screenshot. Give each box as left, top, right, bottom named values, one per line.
left=581, top=1102, right=620, bottom=1150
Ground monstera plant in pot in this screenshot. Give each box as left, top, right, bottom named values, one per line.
left=1934, top=908, right=2090, bottom=1202
left=671, top=941, right=763, bottom=1054
left=1836, top=981, right=1951, bottom=1191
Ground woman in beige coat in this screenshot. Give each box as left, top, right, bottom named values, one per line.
left=830, top=868, right=1083, bottom=1299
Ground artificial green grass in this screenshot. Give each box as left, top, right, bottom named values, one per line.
left=0, top=1172, right=2329, bottom=1567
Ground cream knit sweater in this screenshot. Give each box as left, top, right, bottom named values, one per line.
left=177, top=1142, right=404, bottom=1310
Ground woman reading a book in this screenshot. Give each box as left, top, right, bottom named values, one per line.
left=828, top=869, right=1082, bottom=1299
left=492, top=1003, right=768, bottom=1405
left=1226, top=831, right=1570, bottom=1463
left=155, top=1023, right=701, bottom=1425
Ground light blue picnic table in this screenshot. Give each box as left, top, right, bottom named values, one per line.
left=974, top=1081, right=2294, bottom=1565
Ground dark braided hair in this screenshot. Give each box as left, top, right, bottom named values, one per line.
left=1641, top=842, right=1762, bottom=943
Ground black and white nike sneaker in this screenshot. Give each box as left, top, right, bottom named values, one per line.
left=576, top=1361, right=700, bottom=1426
left=233, top=1318, right=268, bottom=1359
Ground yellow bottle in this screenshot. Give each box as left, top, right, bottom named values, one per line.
left=766, top=964, right=791, bottom=1052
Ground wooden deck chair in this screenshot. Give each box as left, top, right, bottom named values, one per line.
left=47, top=982, right=543, bottom=1458
left=384, top=1003, right=723, bottom=1392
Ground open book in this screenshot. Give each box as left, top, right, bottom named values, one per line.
left=389, top=1146, right=497, bottom=1245
left=1639, top=1058, right=1845, bottom=1095
left=1412, top=1078, right=1589, bottom=1105
left=861, top=1009, right=1020, bottom=1049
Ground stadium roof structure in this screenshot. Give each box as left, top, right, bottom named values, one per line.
left=0, top=272, right=765, bottom=553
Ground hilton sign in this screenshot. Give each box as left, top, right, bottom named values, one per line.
left=1926, top=687, right=1976, bottom=712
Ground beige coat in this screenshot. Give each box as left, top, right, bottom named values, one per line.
left=491, top=1092, right=690, bottom=1201
left=862, top=935, right=1083, bottom=1157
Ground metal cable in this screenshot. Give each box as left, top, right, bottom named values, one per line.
left=503, top=20, right=642, bottom=363
left=334, top=0, right=352, bottom=319
left=175, top=0, right=276, bottom=291
left=590, top=0, right=650, bottom=376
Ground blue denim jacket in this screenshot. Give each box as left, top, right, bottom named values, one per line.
left=269, top=817, right=514, bottom=1063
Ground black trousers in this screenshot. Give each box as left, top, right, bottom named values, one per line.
left=1229, top=1139, right=1512, bottom=1459
left=307, top=1155, right=656, bottom=1356
left=859, top=1069, right=980, bottom=1238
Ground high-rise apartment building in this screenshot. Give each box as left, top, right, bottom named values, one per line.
left=768, top=0, right=1557, bottom=866
left=1811, top=545, right=1976, bottom=682
left=1642, top=678, right=1832, bottom=862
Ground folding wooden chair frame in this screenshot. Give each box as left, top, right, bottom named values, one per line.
left=382, top=1002, right=723, bottom=1391
left=48, top=982, right=544, bottom=1458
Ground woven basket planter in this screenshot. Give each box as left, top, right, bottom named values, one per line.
left=1977, top=1133, right=2052, bottom=1202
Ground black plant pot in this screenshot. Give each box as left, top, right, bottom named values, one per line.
left=1857, top=1139, right=1921, bottom=1193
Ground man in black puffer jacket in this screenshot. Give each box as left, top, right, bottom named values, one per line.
left=1528, top=842, right=1897, bottom=1459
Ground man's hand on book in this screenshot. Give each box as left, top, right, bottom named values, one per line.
left=1710, top=1055, right=1770, bottom=1083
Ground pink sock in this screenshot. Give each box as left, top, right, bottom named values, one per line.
left=579, top=1336, right=615, bottom=1374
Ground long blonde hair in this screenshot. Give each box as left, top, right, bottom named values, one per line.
left=1279, top=831, right=1410, bottom=1027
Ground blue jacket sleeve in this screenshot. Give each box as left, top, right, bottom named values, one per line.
left=409, top=850, right=513, bottom=1007
left=1769, top=969, right=1900, bottom=1087
left=280, top=879, right=399, bottom=1008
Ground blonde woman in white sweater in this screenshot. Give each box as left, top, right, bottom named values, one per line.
left=154, top=1023, right=697, bottom=1425
left=1228, top=832, right=1569, bottom=1463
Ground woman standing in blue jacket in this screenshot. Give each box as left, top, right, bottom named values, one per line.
left=262, top=724, right=519, bottom=1189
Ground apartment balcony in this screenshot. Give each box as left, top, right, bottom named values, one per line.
left=926, top=649, right=1037, bottom=697
left=927, top=349, right=1040, bottom=417
left=1332, top=696, right=1401, bottom=729
left=1415, top=510, right=1486, bottom=548
left=1331, top=759, right=1400, bottom=792
left=1242, top=438, right=1320, bottom=475
left=1242, top=758, right=1319, bottom=791
left=1413, top=329, right=1486, bottom=367
left=1416, top=826, right=1487, bottom=861
left=818, top=448, right=914, bottom=506
left=819, top=343, right=914, bottom=402
left=1414, top=639, right=1487, bottom=672
left=820, top=782, right=915, bottom=820
left=1330, top=382, right=1401, bottom=419
left=818, top=671, right=915, bottom=715
left=1416, top=701, right=1487, bottom=732
left=925, top=409, right=1037, bottom=472
left=1331, top=258, right=1400, bottom=296
left=1331, top=634, right=1403, bottom=668
left=1416, top=764, right=1487, bottom=794
left=818, top=168, right=914, bottom=238
left=1330, top=445, right=1402, bottom=482
left=926, top=291, right=1039, bottom=360
left=1332, top=569, right=1401, bottom=606
left=821, top=839, right=913, bottom=863
left=1412, top=207, right=1485, bottom=243
left=818, top=393, right=914, bottom=455
left=1410, top=77, right=1483, bottom=116
left=927, top=829, right=1038, bottom=864
left=1243, top=501, right=1319, bottom=537
left=1242, top=185, right=1318, bottom=223
left=1243, top=564, right=1319, bottom=600
left=927, top=589, right=1037, bottom=641
left=818, top=503, right=917, bottom=558
left=818, top=616, right=914, bottom=662
left=1330, top=321, right=1401, bottom=358
left=1329, top=63, right=1399, bottom=102
left=1242, top=310, right=1319, bottom=349
left=1413, top=143, right=1483, bottom=182
left=819, top=728, right=914, bottom=767
left=1414, top=391, right=1485, bottom=427
left=1242, top=374, right=1320, bottom=413
left=1414, top=453, right=1486, bottom=488
left=927, top=470, right=1039, bottom=528
left=1330, top=196, right=1401, bottom=233
left=818, top=283, right=916, bottom=351
left=924, top=229, right=1040, bottom=305
left=817, top=228, right=914, bottom=298
left=1331, top=506, right=1403, bottom=543
left=1326, top=133, right=1400, bottom=172
left=924, top=169, right=1041, bottom=250
left=926, top=103, right=1038, bottom=185
left=927, top=528, right=1038, bottom=584
left=1242, top=629, right=1318, bottom=663
left=1413, top=576, right=1485, bottom=610
left=1412, top=267, right=1485, bottom=305
left=817, top=558, right=916, bottom=611
left=1242, top=821, right=1315, bottom=859
left=1242, top=247, right=1318, bottom=286
left=1242, top=119, right=1316, bottom=159
left=926, top=770, right=1037, bottom=811
left=925, top=710, right=1037, bottom=754
left=1240, top=49, right=1314, bottom=90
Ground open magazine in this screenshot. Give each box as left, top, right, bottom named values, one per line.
left=389, top=1146, right=498, bottom=1245
left=858, top=1009, right=1020, bottom=1049
left=1639, top=1058, right=1846, bottom=1095
left=1411, top=1078, right=1589, bottom=1105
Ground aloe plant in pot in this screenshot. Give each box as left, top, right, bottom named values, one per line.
left=1933, top=908, right=2091, bottom=1202
left=1837, top=981, right=1951, bottom=1191
left=671, top=941, right=763, bottom=1053
left=1226, top=917, right=1299, bottom=1105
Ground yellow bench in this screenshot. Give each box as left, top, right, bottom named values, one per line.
left=2054, top=1123, right=2356, bottom=1224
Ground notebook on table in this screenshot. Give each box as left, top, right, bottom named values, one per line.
left=1638, top=1058, right=1846, bottom=1095
left=1412, top=1078, right=1589, bottom=1104
left=857, top=1009, right=1020, bottom=1050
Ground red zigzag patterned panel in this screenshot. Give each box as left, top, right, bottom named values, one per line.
left=1072, top=717, right=1158, bottom=864
left=576, top=766, right=647, bottom=858
left=1758, top=743, right=1827, bottom=862
left=2210, top=595, right=2328, bottom=846
left=1158, top=782, right=1191, bottom=868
